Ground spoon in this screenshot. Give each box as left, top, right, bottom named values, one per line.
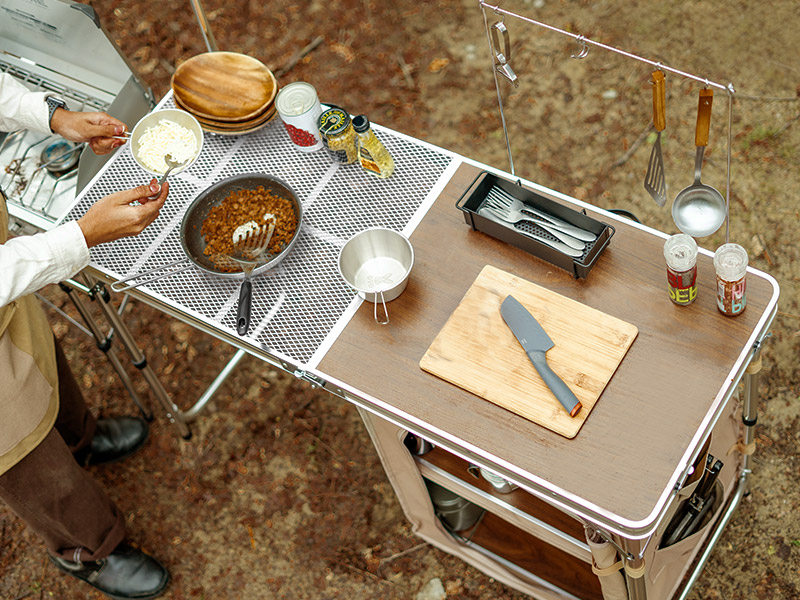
left=159, top=154, right=183, bottom=185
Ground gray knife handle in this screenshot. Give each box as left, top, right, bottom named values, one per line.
left=528, top=351, right=582, bottom=417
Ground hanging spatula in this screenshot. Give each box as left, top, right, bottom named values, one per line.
left=644, top=69, right=667, bottom=206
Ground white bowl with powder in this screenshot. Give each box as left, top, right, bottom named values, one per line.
left=129, top=108, right=204, bottom=177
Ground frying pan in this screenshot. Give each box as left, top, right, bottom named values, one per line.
left=111, top=173, right=303, bottom=292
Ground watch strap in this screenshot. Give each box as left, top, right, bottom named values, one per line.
left=46, top=96, right=67, bottom=132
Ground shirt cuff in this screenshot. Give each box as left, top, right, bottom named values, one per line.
left=46, top=220, right=90, bottom=277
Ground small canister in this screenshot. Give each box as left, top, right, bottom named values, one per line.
left=317, top=107, right=359, bottom=164
left=664, top=234, right=698, bottom=306
left=714, top=243, right=747, bottom=316
left=478, top=467, right=518, bottom=494
left=275, top=82, right=323, bottom=152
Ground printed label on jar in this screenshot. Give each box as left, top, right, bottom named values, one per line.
left=358, top=146, right=381, bottom=174
left=667, top=266, right=697, bottom=305
left=717, top=276, right=746, bottom=315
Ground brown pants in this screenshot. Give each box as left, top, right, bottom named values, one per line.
left=0, top=336, right=125, bottom=561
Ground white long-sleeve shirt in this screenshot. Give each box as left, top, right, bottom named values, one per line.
left=1, top=73, right=89, bottom=307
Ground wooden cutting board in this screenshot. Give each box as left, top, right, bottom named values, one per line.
left=419, top=266, right=638, bottom=438
left=171, top=52, right=277, bottom=121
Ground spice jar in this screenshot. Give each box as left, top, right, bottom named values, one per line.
left=317, top=107, right=358, bottom=164
left=714, top=243, right=747, bottom=316
left=352, top=115, right=395, bottom=178
left=663, top=234, right=698, bottom=306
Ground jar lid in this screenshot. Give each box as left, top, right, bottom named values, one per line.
left=318, top=108, right=351, bottom=136
left=352, top=114, right=370, bottom=133
left=714, top=243, right=748, bottom=281
left=275, top=82, right=319, bottom=116
left=663, top=233, right=697, bottom=271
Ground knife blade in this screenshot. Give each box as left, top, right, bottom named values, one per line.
left=500, top=295, right=582, bottom=417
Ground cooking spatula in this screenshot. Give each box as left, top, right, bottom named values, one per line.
left=644, top=70, right=667, bottom=206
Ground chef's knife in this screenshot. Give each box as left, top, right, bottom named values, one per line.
left=500, top=295, right=582, bottom=417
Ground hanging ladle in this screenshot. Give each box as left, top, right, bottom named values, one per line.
left=671, top=88, right=726, bottom=237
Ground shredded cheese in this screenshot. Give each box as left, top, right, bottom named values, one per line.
left=136, top=119, right=198, bottom=174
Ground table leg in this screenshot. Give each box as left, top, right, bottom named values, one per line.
left=58, top=279, right=152, bottom=420
left=76, top=272, right=192, bottom=439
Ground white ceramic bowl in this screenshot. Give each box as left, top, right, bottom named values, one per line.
left=129, top=108, right=204, bottom=177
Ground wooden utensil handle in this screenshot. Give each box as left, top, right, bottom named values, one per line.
left=651, top=70, right=666, bottom=132
left=695, top=88, right=714, bottom=147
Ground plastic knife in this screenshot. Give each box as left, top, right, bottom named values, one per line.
left=500, top=295, right=582, bottom=417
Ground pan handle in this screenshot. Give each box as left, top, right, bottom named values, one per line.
left=110, top=257, right=194, bottom=292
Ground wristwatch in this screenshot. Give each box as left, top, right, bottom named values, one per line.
left=46, top=96, right=67, bottom=132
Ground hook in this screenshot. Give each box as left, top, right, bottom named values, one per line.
left=570, top=35, right=590, bottom=59
left=491, top=20, right=520, bottom=87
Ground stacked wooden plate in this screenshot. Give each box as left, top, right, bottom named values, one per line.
left=171, top=52, right=278, bottom=136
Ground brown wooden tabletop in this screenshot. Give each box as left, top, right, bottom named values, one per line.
left=317, top=161, right=778, bottom=533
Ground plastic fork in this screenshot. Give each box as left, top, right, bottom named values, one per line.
left=227, top=221, right=275, bottom=336
left=482, top=200, right=586, bottom=252
left=486, top=187, right=597, bottom=242
left=480, top=206, right=584, bottom=257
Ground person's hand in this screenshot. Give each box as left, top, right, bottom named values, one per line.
left=49, top=109, right=127, bottom=155
left=77, top=180, right=168, bottom=248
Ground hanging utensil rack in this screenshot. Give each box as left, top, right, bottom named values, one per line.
left=478, top=1, right=737, bottom=242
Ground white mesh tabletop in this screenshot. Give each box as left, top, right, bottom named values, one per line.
left=63, top=95, right=456, bottom=367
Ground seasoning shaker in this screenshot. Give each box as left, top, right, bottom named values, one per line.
left=352, top=115, right=395, bottom=178
left=663, top=233, right=698, bottom=306
left=714, top=243, right=747, bottom=316
left=317, top=107, right=359, bottom=164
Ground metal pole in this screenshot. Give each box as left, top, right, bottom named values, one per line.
left=189, top=0, right=219, bottom=53
left=78, top=272, right=192, bottom=439
left=180, top=348, right=247, bottom=422
left=58, top=280, right=152, bottom=420
left=619, top=536, right=648, bottom=600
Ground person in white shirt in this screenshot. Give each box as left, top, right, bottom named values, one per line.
left=0, top=73, right=169, bottom=599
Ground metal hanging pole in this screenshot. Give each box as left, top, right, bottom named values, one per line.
left=478, top=1, right=737, bottom=235
left=189, top=0, right=219, bottom=53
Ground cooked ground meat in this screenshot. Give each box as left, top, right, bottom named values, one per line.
left=201, top=185, right=298, bottom=272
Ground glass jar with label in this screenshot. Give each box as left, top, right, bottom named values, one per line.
left=351, top=115, right=394, bottom=179
left=714, top=243, right=747, bottom=316
left=663, top=234, right=698, bottom=306
left=317, top=107, right=358, bottom=164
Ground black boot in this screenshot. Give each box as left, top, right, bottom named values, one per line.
left=50, top=542, right=169, bottom=599
left=76, top=416, right=149, bottom=466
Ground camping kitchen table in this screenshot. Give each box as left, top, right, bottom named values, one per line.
left=61, top=92, right=779, bottom=600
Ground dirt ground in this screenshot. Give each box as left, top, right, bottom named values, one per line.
left=2, top=0, right=799, bottom=598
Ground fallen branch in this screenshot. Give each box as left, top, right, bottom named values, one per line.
left=275, top=36, right=324, bottom=78
left=771, top=112, right=800, bottom=139
left=396, top=52, right=415, bottom=90
left=610, top=120, right=652, bottom=169
left=378, top=541, right=429, bottom=567
left=334, top=560, right=394, bottom=585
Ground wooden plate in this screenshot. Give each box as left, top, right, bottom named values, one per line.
left=200, top=111, right=278, bottom=136
left=173, top=94, right=276, bottom=128
left=197, top=107, right=276, bottom=131
left=171, top=52, right=278, bottom=122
